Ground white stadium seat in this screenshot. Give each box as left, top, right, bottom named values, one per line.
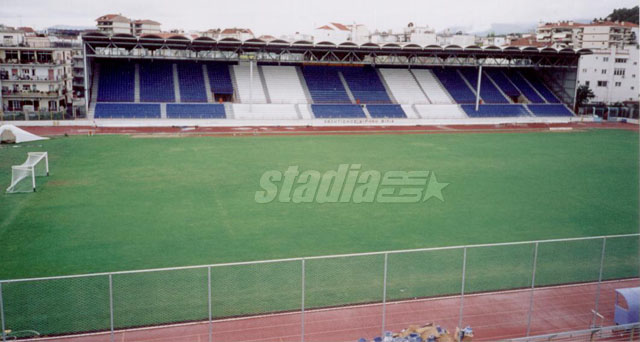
left=379, top=69, right=429, bottom=105
left=261, top=66, right=308, bottom=104
left=411, top=69, right=454, bottom=104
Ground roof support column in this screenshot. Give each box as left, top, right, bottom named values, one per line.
left=475, top=65, right=482, bottom=111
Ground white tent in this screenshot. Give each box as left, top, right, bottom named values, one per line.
left=0, top=125, right=48, bottom=143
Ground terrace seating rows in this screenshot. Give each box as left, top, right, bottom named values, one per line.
left=166, top=104, right=226, bottom=119
left=485, top=69, right=522, bottom=98
left=311, top=104, right=366, bottom=118
left=505, top=71, right=545, bottom=103
left=94, top=103, right=160, bottom=118
left=232, top=64, right=268, bottom=103
left=527, top=104, right=573, bottom=117
left=461, top=104, right=530, bottom=117
left=410, top=69, right=454, bottom=104
left=379, top=68, right=429, bottom=104
left=521, top=71, right=561, bottom=103
left=207, top=63, right=234, bottom=95
left=261, top=65, right=308, bottom=104
left=177, top=63, right=208, bottom=103
left=97, top=61, right=135, bottom=102
left=366, top=104, right=407, bottom=118
left=139, top=61, right=175, bottom=102
left=459, top=68, right=509, bottom=103
left=302, top=66, right=352, bottom=104
left=339, top=66, right=392, bottom=104
left=432, top=68, right=477, bottom=103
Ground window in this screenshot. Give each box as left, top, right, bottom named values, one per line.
left=582, top=68, right=587, bottom=73
left=585, top=81, right=590, bottom=87
left=597, top=81, right=608, bottom=87
left=615, top=82, right=621, bottom=87
left=614, top=68, right=625, bottom=76
left=615, top=58, right=627, bottom=63
left=603, top=57, right=609, bottom=62
left=601, top=69, right=607, bottom=74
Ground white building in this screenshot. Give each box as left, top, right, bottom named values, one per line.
left=313, top=23, right=351, bottom=43
left=131, top=20, right=161, bottom=36
left=577, top=46, right=639, bottom=103
left=0, top=26, right=25, bottom=46
left=481, top=36, right=507, bottom=47
left=95, top=14, right=131, bottom=35
left=407, top=24, right=437, bottom=45
left=581, top=21, right=639, bottom=50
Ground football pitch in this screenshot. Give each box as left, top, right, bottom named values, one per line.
left=0, top=128, right=638, bottom=335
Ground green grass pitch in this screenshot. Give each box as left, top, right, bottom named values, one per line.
left=0, top=129, right=638, bottom=335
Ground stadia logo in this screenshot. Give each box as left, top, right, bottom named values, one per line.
left=254, top=164, right=448, bottom=204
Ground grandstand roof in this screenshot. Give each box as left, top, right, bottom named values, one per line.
left=82, top=31, right=591, bottom=68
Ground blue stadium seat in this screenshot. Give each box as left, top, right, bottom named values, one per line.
left=302, top=66, right=352, bottom=104
left=140, top=61, right=175, bottom=102
left=97, top=61, right=135, bottom=102
left=340, top=66, right=392, bottom=104
left=432, top=68, right=477, bottom=103
left=207, top=63, right=234, bottom=95
left=521, top=71, right=561, bottom=103
left=485, top=69, right=521, bottom=98
left=166, top=104, right=226, bottom=119
left=527, top=104, right=573, bottom=117
left=461, top=104, right=530, bottom=117
left=311, top=104, right=366, bottom=118
left=366, top=105, right=407, bottom=118
left=459, top=68, right=509, bottom=104
left=94, top=103, right=161, bottom=118
left=505, top=71, right=545, bottom=103
left=177, top=63, right=208, bottom=103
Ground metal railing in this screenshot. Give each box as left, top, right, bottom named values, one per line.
left=506, top=322, right=640, bottom=341
left=0, top=233, right=638, bottom=342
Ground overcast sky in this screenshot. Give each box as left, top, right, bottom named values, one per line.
left=0, top=0, right=637, bottom=36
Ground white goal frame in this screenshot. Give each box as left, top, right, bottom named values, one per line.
left=6, top=152, right=49, bottom=193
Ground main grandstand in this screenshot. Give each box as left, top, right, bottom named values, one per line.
left=81, top=32, right=587, bottom=124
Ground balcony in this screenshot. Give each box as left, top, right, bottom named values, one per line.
left=1, top=75, right=66, bottom=82
left=2, top=90, right=64, bottom=98
left=0, top=59, right=66, bottom=66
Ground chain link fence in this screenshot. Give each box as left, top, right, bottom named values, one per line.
left=1, top=233, right=638, bottom=342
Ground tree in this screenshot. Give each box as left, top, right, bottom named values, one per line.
left=575, top=85, right=595, bottom=112
left=606, top=6, right=639, bottom=24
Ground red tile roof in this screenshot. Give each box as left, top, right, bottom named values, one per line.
left=221, top=28, right=253, bottom=35
left=133, top=19, right=161, bottom=25
left=331, top=22, right=350, bottom=31
left=508, top=37, right=551, bottom=47
left=316, top=25, right=333, bottom=30
left=96, top=14, right=130, bottom=23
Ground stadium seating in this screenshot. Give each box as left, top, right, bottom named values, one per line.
left=302, top=66, right=352, bottom=104
left=527, top=104, right=574, bottom=117
left=97, top=61, right=135, bottom=102
left=206, top=63, right=234, bottom=95
left=166, top=104, right=226, bottom=119
left=459, top=68, right=509, bottom=103
left=232, top=104, right=301, bottom=120
left=461, top=104, right=530, bottom=117
left=379, top=68, right=429, bottom=104
left=485, top=69, right=522, bottom=98
left=339, top=66, right=392, bottom=104
left=232, top=64, right=268, bottom=103
left=261, top=65, right=308, bottom=104
left=521, top=71, right=561, bottom=103
left=505, top=71, right=545, bottom=103
left=94, top=103, right=161, bottom=118
left=432, top=68, right=477, bottom=103
left=410, top=69, right=454, bottom=104
left=311, top=104, right=366, bottom=118
left=366, top=105, right=407, bottom=118
left=177, top=63, right=208, bottom=103
left=139, top=61, right=175, bottom=102
left=413, top=104, right=468, bottom=119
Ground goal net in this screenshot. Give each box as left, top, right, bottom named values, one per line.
left=6, top=152, right=49, bottom=193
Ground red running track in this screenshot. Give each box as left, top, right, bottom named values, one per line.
left=21, top=279, right=639, bottom=342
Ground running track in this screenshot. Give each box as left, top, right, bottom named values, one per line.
left=20, top=279, right=640, bottom=342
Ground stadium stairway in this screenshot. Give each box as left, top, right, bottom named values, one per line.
left=339, top=66, right=393, bottom=104
left=432, top=68, right=477, bottom=104
left=232, top=63, right=268, bottom=104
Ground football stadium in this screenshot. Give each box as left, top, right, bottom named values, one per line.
left=0, top=6, right=639, bottom=342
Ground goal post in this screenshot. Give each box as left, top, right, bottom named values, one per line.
left=6, top=152, right=49, bottom=193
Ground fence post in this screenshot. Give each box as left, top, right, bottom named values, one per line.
left=591, top=237, right=607, bottom=328
left=208, top=266, right=212, bottom=342
left=109, top=274, right=114, bottom=342
left=1, top=282, right=5, bottom=342
left=458, top=247, right=467, bottom=330
left=381, top=252, right=388, bottom=336
left=301, top=259, right=305, bottom=342
left=526, top=242, right=539, bottom=336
